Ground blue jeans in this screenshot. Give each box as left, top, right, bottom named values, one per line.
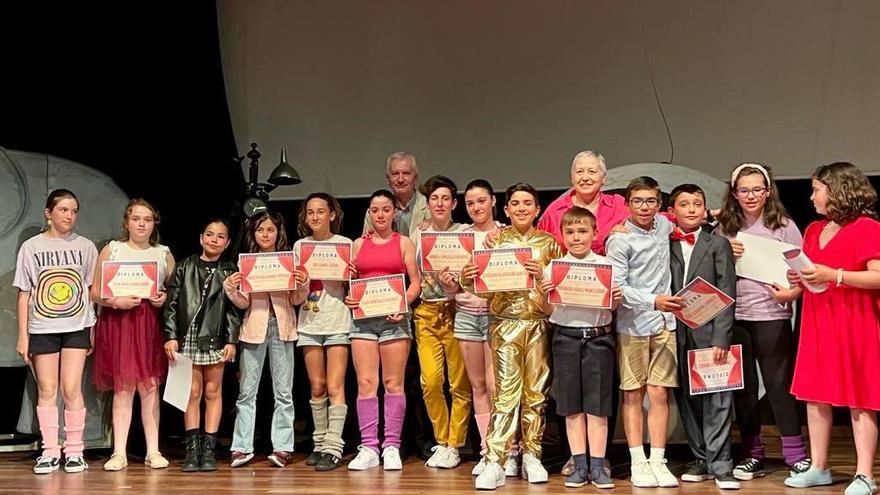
left=231, top=318, right=295, bottom=453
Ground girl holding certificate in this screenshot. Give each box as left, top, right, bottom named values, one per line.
left=14, top=189, right=98, bottom=474
left=413, top=175, right=470, bottom=469
left=715, top=163, right=810, bottom=480
left=345, top=189, right=421, bottom=471
left=164, top=218, right=240, bottom=472
left=294, top=193, right=353, bottom=471
left=460, top=183, right=564, bottom=490
left=443, top=179, right=506, bottom=475
left=92, top=199, right=175, bottom=471
left=785, top=162, right=880, bottom=495
left=226, top=211, right=308, bottom=469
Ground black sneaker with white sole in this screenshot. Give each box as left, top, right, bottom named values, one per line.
left=715, top=473, right=742, bottom=490
left=64, top=455, right=89, bottom=473
left=33, top=456, right=60, bottom=474
left=681, top=461, right=714, bottom=482
left=788, top=458, right=811, bottom=476
left=732, top=458, right=765, bottom=481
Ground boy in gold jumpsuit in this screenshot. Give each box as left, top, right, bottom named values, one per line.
left=461, top=183, right=563, bottom=490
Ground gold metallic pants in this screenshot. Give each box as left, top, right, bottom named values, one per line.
left=485, top=317, right=550, bottom=464
left=414, top=301, right=471, bottom=448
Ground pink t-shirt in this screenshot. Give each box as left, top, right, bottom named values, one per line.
left=537, top=190, right=629, bottom=255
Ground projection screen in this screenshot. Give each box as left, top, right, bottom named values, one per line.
left=219, top=0, right=880, bottom=200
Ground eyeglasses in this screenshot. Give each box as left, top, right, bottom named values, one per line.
left=629, top=198, right=660, bottom=207
left=734, top=187, right=768, bottom=198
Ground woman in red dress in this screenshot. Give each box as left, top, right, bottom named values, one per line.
left=786, top=162, right=880, bottom=495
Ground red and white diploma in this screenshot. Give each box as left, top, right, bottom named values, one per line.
left=472, top=247, right=533, bottom=293
left=420, top=231, right=474, bottom=272
left=688, top=344, right=744, bottom=395
left=101, top=260, right=159, bottom=299
left=239, top=251, right=297, bottom=293
left=298, top=240, right=351, bottom=281
left=672, top=277, right=735, bottom=329
left=349, top=274, right=408, bottom=320
left=548, top=260, right=614, bottom=309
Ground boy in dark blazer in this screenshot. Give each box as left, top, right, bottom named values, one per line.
left=667, top=184, right=740, bottom=490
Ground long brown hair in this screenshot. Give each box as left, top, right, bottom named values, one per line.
left=716, top=163, right=791, bottom=237
left=813, top=162, right=878, bottom=225
left=297, top=192, right=344, bottom=237
left=246, top=211, right=290, bottom=253
left=120, top=198, right=161, bottom=246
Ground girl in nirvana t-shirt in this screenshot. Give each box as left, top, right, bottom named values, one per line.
left=13, top=189, right=98, bottom=475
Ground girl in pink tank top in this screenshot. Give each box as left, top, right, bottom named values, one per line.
left=355, top=231, right=406, bottom=278
left=344, top=189, right=421, bottom=471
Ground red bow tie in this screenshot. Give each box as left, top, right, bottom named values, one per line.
left=671, top=229, right=696, bottom=245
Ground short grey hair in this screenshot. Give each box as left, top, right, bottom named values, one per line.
left=570, top=150, right=606, bottom=174
left=385, top=151, right=418, bottom=176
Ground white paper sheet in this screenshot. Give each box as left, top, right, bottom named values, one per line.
left=783, top=248, right=828, bottom=293
left=734, top=232, right=798, bottom=287
left=163, top=352, right=193, bottom=412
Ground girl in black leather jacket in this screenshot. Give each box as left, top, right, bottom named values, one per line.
left=163, top=218, right=241, bottom=472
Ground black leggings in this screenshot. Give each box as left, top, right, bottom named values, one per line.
left=731, top=319, right=802, bottom=439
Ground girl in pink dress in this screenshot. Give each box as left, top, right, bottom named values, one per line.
left=785, top=162, right=880, bottom=495
left=92, top=199, right=175, bottom=471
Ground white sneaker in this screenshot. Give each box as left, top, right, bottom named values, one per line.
left=650, top=458, right=679, bottom=487
left=382, top=446, right=402, bottom=471
left=631, top=459, right=659, bottom=488
left=520, top=452, right=548, bottom=483
left=472, top=457, right=488, bottom=476
left=504, top=455, right=519, bottom=477
left=347, top=445, right=380, bottom=471
left=436, top=446, right=460, bottom=469
left=475, top=461, right=506, bottom=490
left=425, top=445, right=447, bottom=467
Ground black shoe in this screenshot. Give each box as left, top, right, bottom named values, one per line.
left=200, top=433, right=218, bottom=472
left=715, top=473, right=742, bottom=490
left=305, top=450, right=323, bottom=466
left=314, top=452, right=342, bottom=471
left=681, top=461, right=713, bottom=482
left=182, top=430, right=202, bottom=472
left=33, top=456, right=61, bottom=474
left=564, top=468, right=590, bottom=488
left=63, top=455, right=89, bottom=473
left=732, top=458, right=765, bottom=481
left=788, top=458, right=811, bottom=476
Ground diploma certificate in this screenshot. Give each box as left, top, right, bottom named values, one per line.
left=101, top=261, right=159, bottom=299
left=548, top=260, right=613, bottom=309
left=239, top=251, right=297, bottom=293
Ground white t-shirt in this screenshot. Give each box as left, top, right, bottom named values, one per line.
left=107, top=240, right=171, bottom=290
left=13, top=233, right=99, bottom=334
left=294, top=235, right=353, bottom=335
left=544, top=251, right=614, bottom=328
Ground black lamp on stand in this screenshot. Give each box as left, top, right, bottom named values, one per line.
left=239, top=143, right=302, bottom=218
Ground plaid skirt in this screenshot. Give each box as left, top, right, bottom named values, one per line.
left=180, top=325, right=224, bottom=366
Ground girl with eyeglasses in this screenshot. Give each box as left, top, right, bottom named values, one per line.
left=715, top=163, right=810, bottom=482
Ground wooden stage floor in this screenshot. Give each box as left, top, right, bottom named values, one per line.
left=0, top=432, right=873, bottom=494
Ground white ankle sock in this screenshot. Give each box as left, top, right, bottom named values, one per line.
left=629, top=446, right=646, bottom=462
left=650, top=447, right=665, bottom=461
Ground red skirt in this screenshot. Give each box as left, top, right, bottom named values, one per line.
left=93, top=300, right=167, bottom=391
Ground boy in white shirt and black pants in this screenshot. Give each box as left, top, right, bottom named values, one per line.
left=539, top=206, right=622, bottom=488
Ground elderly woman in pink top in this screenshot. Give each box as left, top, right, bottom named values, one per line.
left=225, top=211, right=308, bottom=469
left=537, top=150, right=629, bottom=255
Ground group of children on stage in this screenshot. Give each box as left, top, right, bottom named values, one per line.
left=13, top=152, right=880, bottom=495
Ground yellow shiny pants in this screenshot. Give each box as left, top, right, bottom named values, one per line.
left=485, top=317, right=550, bottom=465
left=414, top=301, right=471, bottom=448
